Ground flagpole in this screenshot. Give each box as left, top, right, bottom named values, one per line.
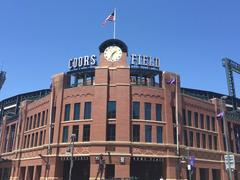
left=113, top=8, right=116, bottom=39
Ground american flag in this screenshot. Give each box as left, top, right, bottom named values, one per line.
left=102, top=11, right=115, bottom=25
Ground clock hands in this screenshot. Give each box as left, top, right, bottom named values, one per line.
left=110, top=50, right=117, bottom=59
left=104, top=46, right=122, bottom=61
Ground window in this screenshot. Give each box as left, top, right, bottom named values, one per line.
left=156, top=104, right=162, bottom=121
left=206, top=115, right=210, bottom=130
left=194, top=112, right=198, bottom=128
left=157, top=126, right=163, bottom=143
left=41, top=111, right=45, bottom=126
left=62, top=126, right=69, bottom=143
left=214, top=136, right=218, bottom=150
left=9, top=125, right=15, bottom=151
left=145, top=125, right=152, bottom=142
left=200, top=114, right=204, bottom=129
left=84, top=102, right=92, bottom=119
left=33, top=114, right=37, bottom=129
left=189, top=131, right=193, bottom=147
left=220, top=118, right=224, bottom=133
left=35, top=132, right=38, bottom=147
left=212, top=117, right=215, bottom=131
left=132, top=102, right=140, bottom=119
left=37, top=113, right=41, bottom=127
left=26, top=118, right=29, bottom=131
left=172, top=106, right=176, bottom=123
left=27, top=135, right=30, bottom=148
left=64, top=104, right=71, bottom=121
left=29, top=116, right=33, bottom=130
left=223, top=135, right=226, bottom=151
left=182, top=109, right=186, bottom=125
left=132, top=125, right=140, bottom=142
left=184, top=130, right=188, bottom=146
left=45, top=110, right=48, bottom=125
left=202, top=134, right=206, bottom=148
left=144, top=103, right=151, bottom=120
left=51, top=106, right=56, bottom=123
left=173, top=127, right=177, bottom=144
left=73, top=103, right=80, bottom=120
left=50, top=127, right=54, bottom=144
left=39, top=131, right=43, bottom=146
left=188, top=110, right=192, bottom=126
left=31, top=134, right=34, bottom=147
left=72, top=125, right=79, bottom=142
left=107, top=124, right=116, bottom=141
left=43, top=130, right=46, bottom=145
left=196, top=133, right=200, bottom=148
left=208, top=135, right=212, bottom=149
left=4, top=127, right=9, bottom=151
left=23, top=136, right=27, bottom=148
left=83, top=125, right=90, bottom=141
left=107, top=101, right=116, bottom=119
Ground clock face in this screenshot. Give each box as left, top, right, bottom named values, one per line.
left=104, top=46, right=122, bottom=62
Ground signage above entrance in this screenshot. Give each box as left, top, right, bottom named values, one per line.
left=68, top=55, right=97, bottom=71
left=130, top=54, right=160, bottom=69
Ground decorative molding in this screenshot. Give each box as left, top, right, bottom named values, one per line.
left=28, top=100, right=50, bottom=112
left=132, top=92, right=164, bottom=100
left=184, top=102, right=215, bottom=113
left=63, top=93, right=94, bottom=100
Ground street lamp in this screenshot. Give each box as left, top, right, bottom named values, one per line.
left=68, top=134, right=76, bottom=180
left=180, top=147, right=194, bottom=180
left=220, top=96, right=233, bottom=180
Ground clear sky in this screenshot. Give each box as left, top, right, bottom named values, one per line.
left=0, top=1, right=240, bottom=100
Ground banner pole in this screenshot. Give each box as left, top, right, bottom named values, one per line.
left=113, top=8, right=116, bottom=39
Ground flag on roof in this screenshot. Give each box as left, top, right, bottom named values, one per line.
left=102, top=11, right=115, bottom=25
left=166, top=78, right=176, bottom=85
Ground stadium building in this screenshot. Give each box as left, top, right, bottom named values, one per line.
left=0, top=39, right=240, bottom=180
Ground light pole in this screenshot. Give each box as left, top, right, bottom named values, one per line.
left=185, top=147, right=192, bottom=180
left=68, top=134, right=76, bottom=180
left=221, top=96, right=233, bottom=180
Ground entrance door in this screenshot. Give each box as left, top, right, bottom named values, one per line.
left=63, top=159, right=90, bottom=180
left=130, top=158, right=164, bottom=180
left=105, top=164, right=115, bottom=179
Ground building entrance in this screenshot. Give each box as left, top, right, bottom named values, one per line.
left=62, top=157, right=90, bottom=180
left=130, top=157, right=165, bottom=180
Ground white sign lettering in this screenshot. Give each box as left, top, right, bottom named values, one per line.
left=131, top=54, right=160, bottom=68
left=69, top=55, right=97, bottom=70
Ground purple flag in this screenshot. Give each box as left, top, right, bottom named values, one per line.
left=166, top=78, right=176, bottom=85
left=189, top=156, right=196, bottom=166
left=216, top=112, right=224, bottom=119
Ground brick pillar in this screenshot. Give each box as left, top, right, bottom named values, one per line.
left=162, top=72, right=175, bottom=145
left=32, top=166, right=37, bottom=180
left=0, top=117, right=7, bottom=153
left=195, top=167, right=200, bottom=180
left=89, top=161, right=100, bottom=180
left=24, top=166, right=29, bottom=180
left=166, top=158, right=177, bottom=179
left=209, top=168, right=213, bottom=180
left=40, top=164, right=49, bottom=180
left=115, top=157, right=130, bottom=179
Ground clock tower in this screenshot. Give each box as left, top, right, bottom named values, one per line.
left=91, top=39, right=131, bottom=178
left=98, top=39, right=128, bottom=67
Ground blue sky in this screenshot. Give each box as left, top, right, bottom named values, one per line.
left=0, top=1, right=240, bottom=100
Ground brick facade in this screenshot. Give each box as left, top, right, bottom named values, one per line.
left=0, top=39, right=239, bottom=180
